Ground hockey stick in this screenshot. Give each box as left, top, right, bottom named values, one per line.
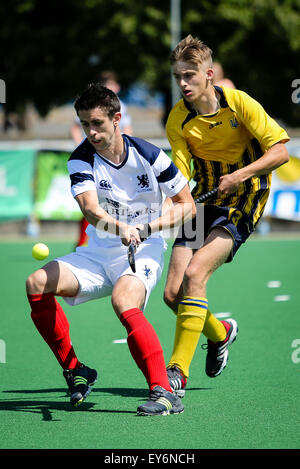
left=194, top=187, right=218, bottom=203
left=127, top=239, right=136, bottom=273
left=127, top=225, right=151, bottom=273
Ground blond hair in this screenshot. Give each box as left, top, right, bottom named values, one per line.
left=170, top=34, right=213, bottom=67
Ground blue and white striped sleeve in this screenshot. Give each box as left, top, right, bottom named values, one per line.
left=67, top=158, right=96, bottom=197
left=153, top=149, right=188, bottom=197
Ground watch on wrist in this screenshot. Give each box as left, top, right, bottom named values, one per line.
left=137, top=224, right=151, bottom=242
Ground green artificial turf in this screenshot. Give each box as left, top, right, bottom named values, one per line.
left=0, top=238, right=299, bottom=450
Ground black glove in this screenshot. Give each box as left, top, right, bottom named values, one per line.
left=137, top=224, right=151, bottom=242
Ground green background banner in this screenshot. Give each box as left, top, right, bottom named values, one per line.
left=1, top=140, right=300, bottom=223
left=0, top=149, right=35, bottom=221
left=34, top=151, right=81, bottom=221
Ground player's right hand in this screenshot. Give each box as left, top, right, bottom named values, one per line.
left=119, top=223, right=141, bottom=247
left=218, top=172, right=242, bottom=196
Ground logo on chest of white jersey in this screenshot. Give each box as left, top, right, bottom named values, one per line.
left=136, top=174, right=152, bottom=192
left=99, top=179, right=113, bottom=190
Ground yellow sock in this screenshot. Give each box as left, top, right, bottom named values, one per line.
left=202, top=309, right=227, bottom=343
left=168, top=297, right=208, bottom=378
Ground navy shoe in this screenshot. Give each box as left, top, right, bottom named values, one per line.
left=137, top=386, right=184, bottom=416
left=63, top=364, right=97, bottom=407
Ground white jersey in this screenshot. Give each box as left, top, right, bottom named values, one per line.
left=68, top=134, right=188, bottom=247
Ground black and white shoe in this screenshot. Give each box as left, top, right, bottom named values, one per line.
left=166, top=366, right=187, bottom=398
left=203, top=318, right=238, bottom=378
left=63, top=364, right=98, bottom=407
left=137, top=386, right=184, bottom=416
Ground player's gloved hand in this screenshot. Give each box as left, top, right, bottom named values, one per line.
left=136, top=224, right=151, bottom=242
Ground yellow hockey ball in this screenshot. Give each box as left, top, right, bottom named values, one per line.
left=32, top=243, right=49, bottom=261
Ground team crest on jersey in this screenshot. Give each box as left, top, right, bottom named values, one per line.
left=99, top=179, right=112, bottom=190
left=229, top=117, right=239, bottom=129
left=137, top=174, right=151, bottom=192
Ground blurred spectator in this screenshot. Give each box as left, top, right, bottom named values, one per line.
left=71, top=70, right=133, bottom=247
left=1, top=107, right=26, bottom=133
left=212, top=62, right=235, bottom=89
left=99, top=70, right=133, bottom=135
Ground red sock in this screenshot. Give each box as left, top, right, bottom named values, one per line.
left=120, top=308, right=172, bottom=392
left=77, top=217, right=88, bottom=246
left=28, top=293, right=81, bottom=370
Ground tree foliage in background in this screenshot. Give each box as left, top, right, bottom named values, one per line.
left=184, top=0, right=300, bottom=126
left=1, top=0, right=299, bottom=126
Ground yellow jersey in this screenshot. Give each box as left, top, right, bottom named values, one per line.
left=166, top=86, right=289, bottom=224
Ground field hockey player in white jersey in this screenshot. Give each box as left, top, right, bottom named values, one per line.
left=26, top=83, right=196, bottom=416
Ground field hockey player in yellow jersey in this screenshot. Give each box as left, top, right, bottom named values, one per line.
left=164, top=34, right=290, bottom=397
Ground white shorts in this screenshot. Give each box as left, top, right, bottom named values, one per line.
left=56, top=239, right=167, bottom=309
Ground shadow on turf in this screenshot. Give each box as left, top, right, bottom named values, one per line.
left=0, top=396, right=135, bottom=421
left=1, top=386, right=210, bottom=421
left=2, top=386, right=209, bottom=398
left=0, top=387, right=144, bottom=421
left=0, top=398, right=95, bottom=421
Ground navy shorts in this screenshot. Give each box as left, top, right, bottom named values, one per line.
left=173, top=204, right=255, bottom=262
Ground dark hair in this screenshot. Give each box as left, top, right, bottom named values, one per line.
left=74, top=83, right=121, bottom=118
